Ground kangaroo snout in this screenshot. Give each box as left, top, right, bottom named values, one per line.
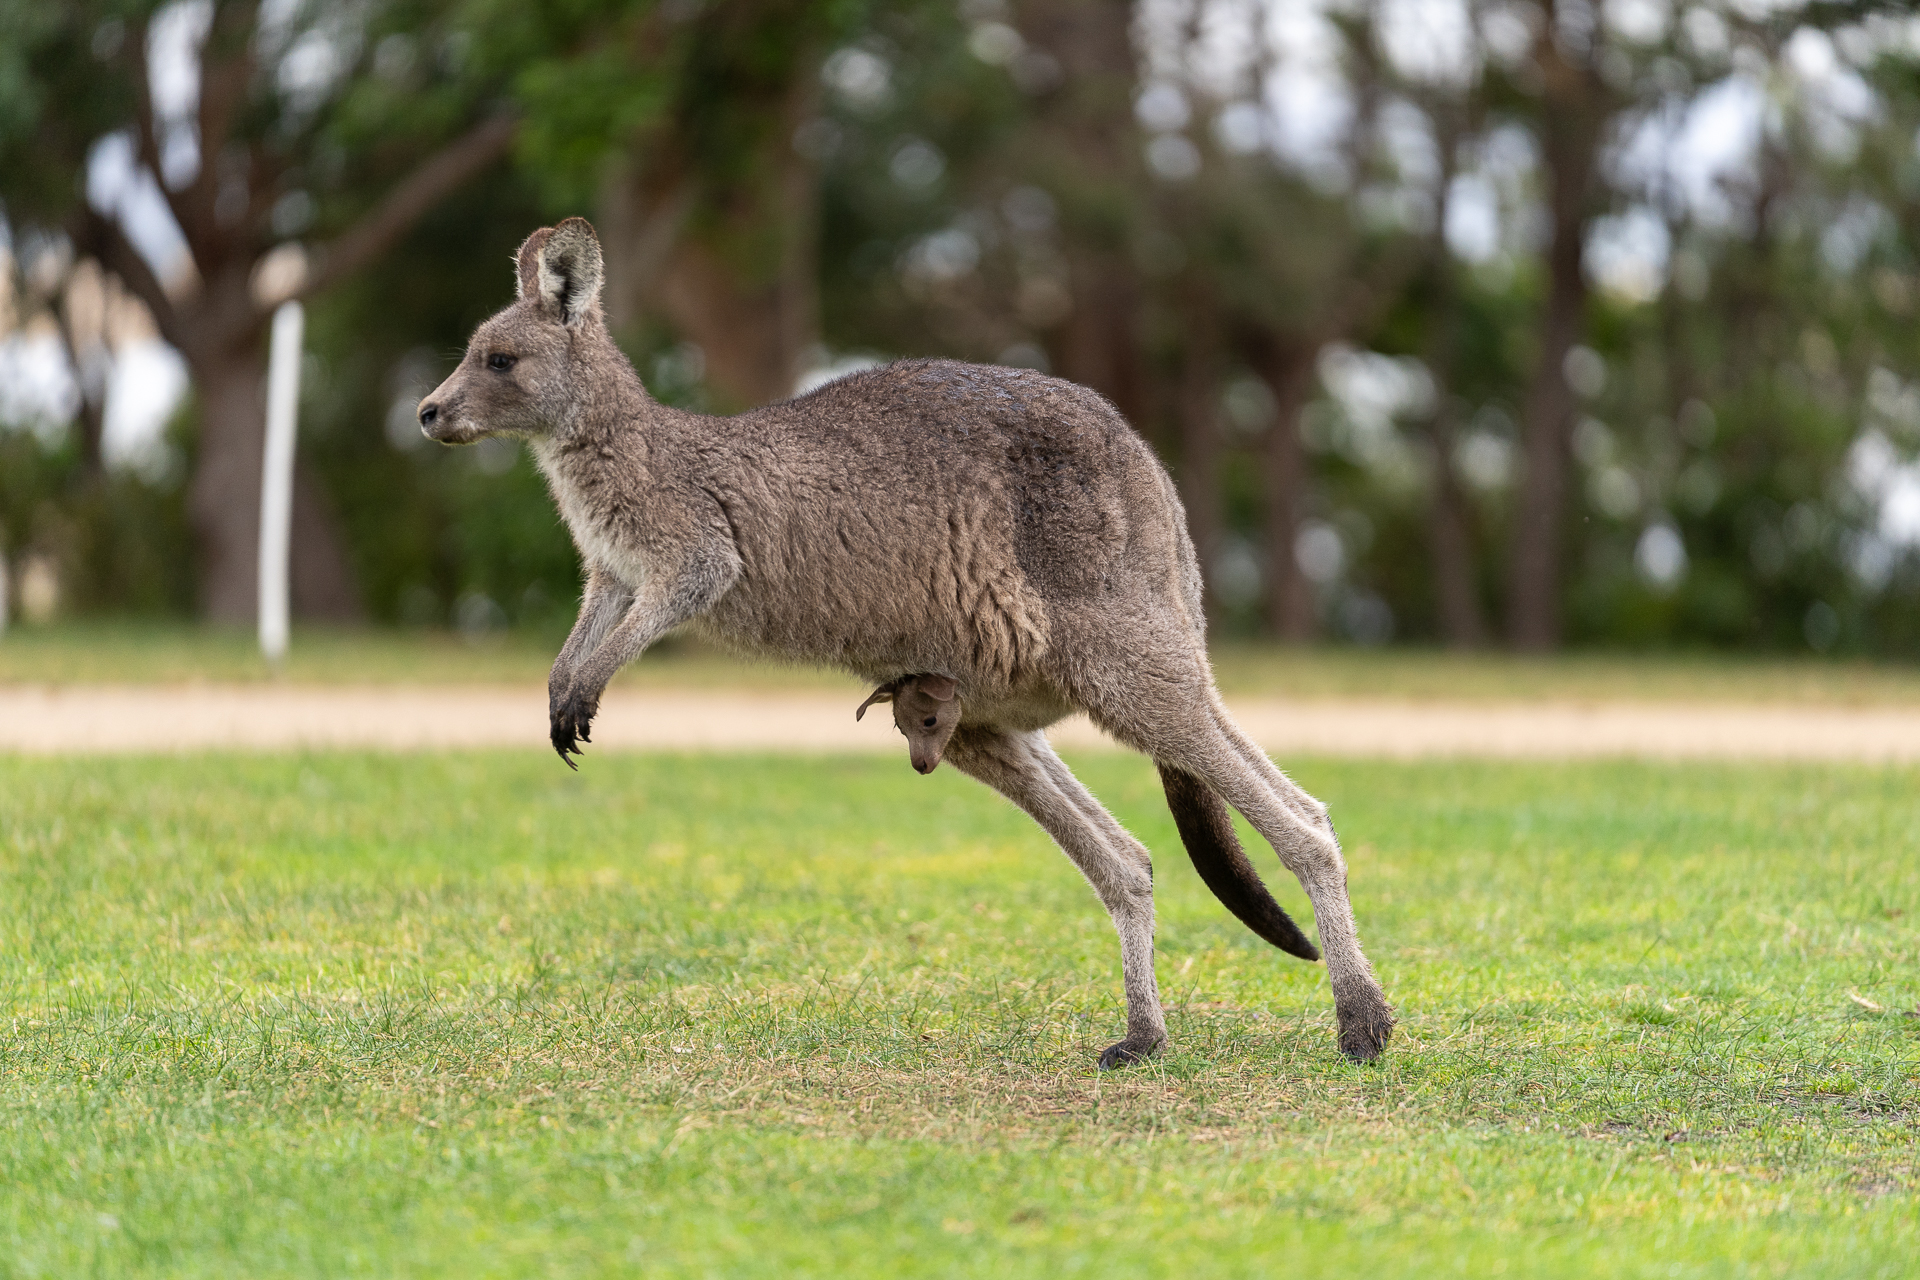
left=416, top=391, right=474, bottom=444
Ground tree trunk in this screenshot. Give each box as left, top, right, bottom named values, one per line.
left=1506, top=40, right=1605, bottom=652
left=188, top=341, right=266, bottom=624
left=596, top=156, right=695, bottom=338
left=1055, top=266, right=1148, bottom=428
left=1412, top=125, right=1488, bottom=648
left=51, top=303, right=108, bottom=482
left=1018, top=0, right=1148, bottom=428
left=186, top=338, right=358, bottom=625
left=1426, top=404, right=1487, bottom=647
left=597, top=10, right=824, bottom=413
left=598, top=145, right=815, bottom=412
left=659, top=227, right=816, bottom=410
left=1175, top=293, right=1222, bottom=617
left=1506, top=232, right=1586, bottom=649
left=657, top=82, right=818, bottom=412
left=1260, top=342, right=1319, bottom=641
left=289, top=462, right=360, bottom=620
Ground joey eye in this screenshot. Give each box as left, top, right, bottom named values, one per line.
left=922, top=716, right=938, bottom=728
left=487, top=353, right=515, bottom=372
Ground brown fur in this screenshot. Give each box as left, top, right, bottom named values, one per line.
left=417, top=218, right=1393, bottom=1067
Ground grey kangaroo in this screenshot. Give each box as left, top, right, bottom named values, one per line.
left=418, top=218, right=1392, bottom=1067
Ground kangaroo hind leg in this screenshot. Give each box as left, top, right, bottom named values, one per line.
left=1093, top=685, right=1393, bottom=1064
left=1206, top=692, right=1339, bottom=840
left=942, top=726, right=1166, bottom=1069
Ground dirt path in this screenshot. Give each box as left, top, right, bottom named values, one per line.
left=6, top=684, right=1920, bottom=760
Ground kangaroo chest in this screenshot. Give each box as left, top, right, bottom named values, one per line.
left=532, top=442, right=653, bottom=590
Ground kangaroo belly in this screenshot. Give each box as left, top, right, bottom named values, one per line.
left=701, top=489, right=1050, bottom=687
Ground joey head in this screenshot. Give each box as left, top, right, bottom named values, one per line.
left=856, top=674, right=961, bottom=774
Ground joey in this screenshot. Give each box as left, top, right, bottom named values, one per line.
left=856, top=674, right=962, bottom=774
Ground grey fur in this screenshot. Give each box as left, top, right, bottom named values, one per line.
left=418, top=218, right=1393, bottom=1066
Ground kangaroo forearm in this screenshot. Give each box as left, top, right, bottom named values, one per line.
left=547, top=594, right=680, bottom=766
left=567, top=609, right=675, bottom=703
left=550, top=573, right=632, bottom=697
left=551, top=614, right=612, bottom=688
left=568, top=555, right=736, bottom=701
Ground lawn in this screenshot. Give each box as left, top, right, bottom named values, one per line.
left=10, top=621, right=1920, bottom=705
left=1, top=750, right=1916, bottom=1277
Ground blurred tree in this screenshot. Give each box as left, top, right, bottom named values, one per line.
left=554, top=1, right=870, bottom=411
left=292, top=152, right=568, bottom=633
left=1408, top=118, right=1493, bottom=647
left=1498, top=0, right=1620, bottom=650
left=8, top=0, right=1920, bottom=662
left=0, top=0, right=520, bottom=622
left=1013, top=0, right=1150, bottom=426
left=1132, top=4, right=1423, bottom=639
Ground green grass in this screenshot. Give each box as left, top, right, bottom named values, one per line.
left=2, top=751, right=1917, bottom=1277
left=9, top=621, right=1920, bottom=704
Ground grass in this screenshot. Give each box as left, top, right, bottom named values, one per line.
left=2, top=750, right=1916, bottom=1277
left=9, top=621, right=1920, bottom=704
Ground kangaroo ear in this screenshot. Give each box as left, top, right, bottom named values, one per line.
left=920, top=674, right=958, bottom=702
left=513, top=228, right=552, bottom=300
left=516, top=218, right=603, bottom=326
left=855, top=683, right=899, bottom=721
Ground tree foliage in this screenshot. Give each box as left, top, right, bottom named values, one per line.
left=5, top=0, right=1920, bottom=656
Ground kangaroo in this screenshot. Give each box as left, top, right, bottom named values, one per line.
left=856, top=674, right=963, bottom=774
left=417, top=218, right=1391, bottom=1067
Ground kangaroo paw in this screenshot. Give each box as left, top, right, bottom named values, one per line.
left=1334, top=982, right=1395, bottom=1064
left=549, top=693, right=598, bottom=769
left=1096, top=1031, right=1167, bottom=1071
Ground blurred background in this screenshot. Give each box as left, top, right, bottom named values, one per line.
left=4, top=0, right=1920, bottom=657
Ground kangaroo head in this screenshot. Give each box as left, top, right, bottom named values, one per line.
left=417, top=218, right=609, bottom=444
left=857, top=674, right=962, bottom=774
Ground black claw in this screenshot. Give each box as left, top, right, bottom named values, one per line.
left=550, top=695, right=597, bottom=769
left=551, top=719, right=582, bottom=769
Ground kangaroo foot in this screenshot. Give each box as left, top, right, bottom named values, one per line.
left=1096, top=1031, right=1167, bottom=1071
left=1334, top=979, right=1395, bottom=1064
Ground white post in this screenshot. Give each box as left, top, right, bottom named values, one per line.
left=259, top=300, right=304, bottom=665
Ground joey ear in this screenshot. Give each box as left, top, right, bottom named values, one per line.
left=515, top=218, right=603, bottom=326
left=855, top=683, right=899, bottom=721
left=920, top=674, right=958, bottom=702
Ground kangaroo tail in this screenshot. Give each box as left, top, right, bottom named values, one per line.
left=1158, top=764, right=1319, bottom=961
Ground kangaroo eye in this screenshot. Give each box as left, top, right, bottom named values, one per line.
left=922, top=716, right=938, bottom=728
left=487, top=353, right=515, bottom=372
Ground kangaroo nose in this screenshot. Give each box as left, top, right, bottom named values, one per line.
left=418, top=401, right=439, bottom=428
